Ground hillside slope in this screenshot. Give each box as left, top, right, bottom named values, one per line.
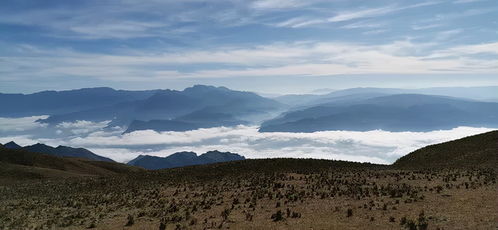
left=23, top=143, right=114, bottom=162
left=0, top=147, right=143, bottom=182
left=393, top=131, right=498, bottom=169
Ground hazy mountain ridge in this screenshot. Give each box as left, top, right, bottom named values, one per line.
left=35, top=85, right=284, bottom=132
left=0, top=87, right=159, bottom=117
left=275, top=86, right=498, bottom=107
left=2, top=85, right=497, bottom=134
left=260, top=94, right=498, bottom=132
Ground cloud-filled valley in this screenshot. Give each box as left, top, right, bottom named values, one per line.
left=0, top=116, right=493, bottom=164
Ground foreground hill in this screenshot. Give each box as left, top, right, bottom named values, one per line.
left=394, top=131, right=498, bottom=169
left=128, top=150, right=246, bottom=170
left=260, top=94, right=498, bottom=132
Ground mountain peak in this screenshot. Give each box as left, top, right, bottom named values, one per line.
left=4, top=141, right=22, bottom=149
left=22, top=143, right=114, bottom=162
left=183, top=85, right=228, bottom=93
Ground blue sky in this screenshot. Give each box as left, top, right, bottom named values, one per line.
left=1, top=0, right=497, bottom=94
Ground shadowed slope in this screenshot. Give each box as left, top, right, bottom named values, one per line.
left=393, top=130, right=498, bottom=169
left=0, top=147, right=143, bottom=182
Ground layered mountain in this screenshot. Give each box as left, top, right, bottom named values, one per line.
left=2, top=141, right=114, bottom=162
left=38, top=85, right=284, bottom=132
left=0, top=87, right=158, bottom=117
left=275, top=86, right=498, bottom=107
left=393, top=130, right=498, bottom=169
left=127, top=150, right=246, bottom=170
left=260, top=94, right=498, bottom=132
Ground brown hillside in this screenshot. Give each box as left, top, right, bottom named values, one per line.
left=393, top=130, right=498, bottom=169
left=0, top=147, right=143, bottom=183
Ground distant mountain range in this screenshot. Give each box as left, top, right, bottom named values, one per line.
left=33, top=85, right=285, bottom=132
left=0, top=87, right=159, bottom=117
left=127, top=150, right=246, bottom=169
left=1, top=85, right=497, bottom=134
left=260, top=94, right=498, bottom=132
left=2, top=141, right=113, bottom=162
left=274, top=86, right=498, bottom=107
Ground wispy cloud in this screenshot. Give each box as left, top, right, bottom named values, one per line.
left=341, top=21, right=386, bottom=29
left=2, top=40, right=497, bottom=84
left=453, top=0, right=487, bottom=4
left=274, top=1, right=442, bottom=28
left=250, top=0, right=313, bottom=10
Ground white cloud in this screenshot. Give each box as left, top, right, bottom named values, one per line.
left=1, top=116, right=493, bottom=164
left=62, top=126, right=498, bottom=163
left=0, top=116, right=48, bottom=132
left=55, top=120, right=111, bottom=135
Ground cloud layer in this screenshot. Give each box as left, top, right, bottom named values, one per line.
left=0, top=117, right=493, bottom=164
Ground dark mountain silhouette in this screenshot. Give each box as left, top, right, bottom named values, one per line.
left=127, top=150, right=246, bottom=170
left=260, top=94, right=498, bottom=132
left=0, top=147, right=143, bottom=181
left=393, top=131, right=498, bottom=169
left=22, top=143, right=114, bottom=162
left=4, top=141, right=22, bottom=149
left=0, top=87, right=159, bottom=117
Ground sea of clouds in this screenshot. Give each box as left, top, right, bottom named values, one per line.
left=0, top=116, right=494, bottom=164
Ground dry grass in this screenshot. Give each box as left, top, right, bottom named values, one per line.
left=1, top=163, right=496, bottom=230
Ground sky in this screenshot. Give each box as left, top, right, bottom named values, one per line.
left=1, top=0, right=497, bottom=94
left=0, top=116, right=493, bottom=163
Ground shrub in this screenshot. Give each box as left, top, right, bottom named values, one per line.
left=271, top=210, right=284, bottom=222
left=347, top=209, right=353, bottom=217
left=125, top=215, right=134, bottom=226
